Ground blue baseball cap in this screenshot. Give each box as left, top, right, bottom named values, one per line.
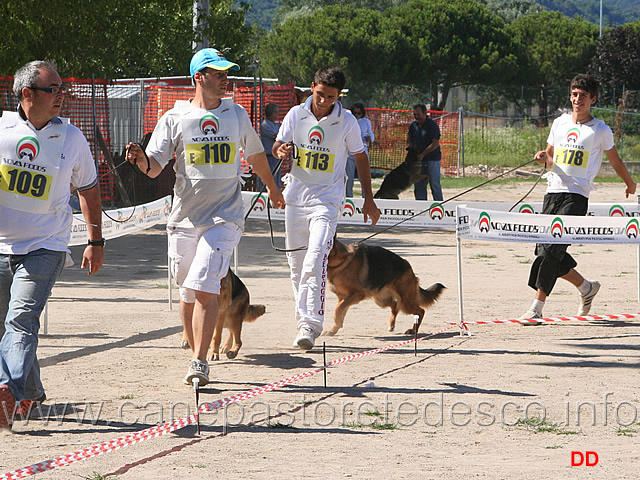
left=189, top=48, right=240, bottom=77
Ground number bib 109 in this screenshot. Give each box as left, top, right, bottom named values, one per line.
left=0, top=111, right=65, bottom=213
left=0, top=164, right=53, bottom=200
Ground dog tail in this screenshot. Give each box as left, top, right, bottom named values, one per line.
left=245, top=304, right=266, bottom=322
left=419, top=283, right=446, bottom=307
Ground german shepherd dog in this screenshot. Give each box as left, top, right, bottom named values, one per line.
left=374, top=147, right=426, bottom=199
left=325, top=238, right=445, bottom=335
left=181, top=268, right=266, bottom=360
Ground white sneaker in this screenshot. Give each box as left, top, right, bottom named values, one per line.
left=183, top=359, right=210, bottom=386
left=578, top=281, right=601, bottom=316
left=293, top=326, right=317, bottom=351
left=518, top=309, right=543, bottom=326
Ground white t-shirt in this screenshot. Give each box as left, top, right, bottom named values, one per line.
left=545, top=113, right=614, bottom=198
left=277, top=97, right=364, bottom=207
left=357, top=117, right=374, bottom=154
left=0, top=113, right=97, bottom=254
left=146, top=99, right=263, bottom=229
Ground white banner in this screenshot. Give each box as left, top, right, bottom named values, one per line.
left=242, top=192, right=640, bottom=228
left=456, top=206, right=640, bottom=244
left=69, top=195, right=172, bottom=246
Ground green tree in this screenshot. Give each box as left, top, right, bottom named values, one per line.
left=590, top=22, right=640, bottom=90
left=507, top=11, right=599, bottom=120
left=259, top=6, right=399, bottom=86
left=386, top=0, right=518, bottom=110
left=0, top=0, right=253, bottom=78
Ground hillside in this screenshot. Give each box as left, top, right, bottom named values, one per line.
left=240, top=0, right=639, bottom=29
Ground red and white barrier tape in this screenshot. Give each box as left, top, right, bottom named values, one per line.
left=449, top=312, right=640, bottom=327
left=1, top=323, right=456, bottom=480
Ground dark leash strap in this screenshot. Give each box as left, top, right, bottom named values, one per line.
left=508, top=164, right=547, bottom=212
left=358, top=158, right=540, bottom=244
left=245, top=142, right=307, bottom=253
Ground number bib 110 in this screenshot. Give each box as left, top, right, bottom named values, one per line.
left=186, top=142, right=236, bottom=166
left=179, top=100, right=240, bottom=180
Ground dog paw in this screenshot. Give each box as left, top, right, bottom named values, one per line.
left=209, top=353, right=220, bottom=361
left=180, top=341, right=190, bottom=349
left=322, top=329, right=337, bottom=336
left=226, top=350, right=238, bottom=359
left=388, top=326, right=395, bottom=332
left=404, top=327, right=416, bottom=335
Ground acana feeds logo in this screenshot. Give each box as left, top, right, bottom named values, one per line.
left=429, top=203, right=444, bottom=220
left=341, top=199, right=355, bottom=217
left=308, top=126, right=324, bottom=145
left=626, top=219, right=639, bottom=239
left=551, top=217, right=564, bottom=238
left=566, top=127, right=580, bottom=143
left=251, top=194, right=266, bottom=212
left=200, top=115, right=219, bottom=135
left=609, top=204, right=625, bottom=217
left=478, top=212, right=491, bottom=232
left=17, top=136, right=39, bottom=161
left=518, top=204, right=535, bottom=214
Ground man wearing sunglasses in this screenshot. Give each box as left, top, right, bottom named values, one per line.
left=0, top=60, right=104, bottom=429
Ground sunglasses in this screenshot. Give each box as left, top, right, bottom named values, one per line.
left=29, top=85, right=68, bottom=95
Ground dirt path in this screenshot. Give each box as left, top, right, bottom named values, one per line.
left=1, top=181, right=639, bottom=479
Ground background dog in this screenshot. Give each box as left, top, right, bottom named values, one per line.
left=181, top=268, right=265, bottom=360
left=326, top=238, right=445, bottom=335
left=374, top=147, right=425, bottom=199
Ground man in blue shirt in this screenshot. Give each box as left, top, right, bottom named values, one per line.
left=407, top=104, right=442, bottom=201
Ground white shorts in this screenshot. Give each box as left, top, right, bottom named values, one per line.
left=168, top=222, right=242, bottom=303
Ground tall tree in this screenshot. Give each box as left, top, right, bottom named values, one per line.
left=507, top=10, right=599, bottom=121
left=0, top=0, right=253, bottom=78
left=259, top=6, right=400, bottom=86
left=589, top=22, right=640, bottom=90
left=386, top=0, right=518, bottom=110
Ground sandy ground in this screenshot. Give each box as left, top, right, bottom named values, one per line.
left=2, top=180, right=640, bottom=479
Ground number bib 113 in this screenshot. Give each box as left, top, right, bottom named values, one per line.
left=295, top=148, right=335, bottom=174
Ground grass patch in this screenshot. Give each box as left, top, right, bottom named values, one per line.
left=119, top=394, right=134, bottom=400
left=534, top=375, right=550, bottom=379
left=82, top=473, right=119, bottom=480
left=362, top=409, right=384, bottom=418
left=514, top=417, right=581, bottom=435
left=470, top=253, right=497, bottom=260
left=616, top=427, right=637, bottom=437
left=371, top=422, right=400, bottom=430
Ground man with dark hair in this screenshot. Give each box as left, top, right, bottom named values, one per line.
left=518, top=73, right=636, bottom=323
left=126, top=48, right=284, bottom=386
left=408, top=103, right=443, bottom=201
left=273, top=66, right=380, bottom=350
left=0, top=60, right=104, bottom=429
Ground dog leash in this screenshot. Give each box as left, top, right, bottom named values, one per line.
left=245, top=142, right=307, bottom=253
left=358, top=158, right=540, bottom=244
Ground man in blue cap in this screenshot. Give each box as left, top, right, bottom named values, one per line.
left=126, top=48, right=284, bottom=387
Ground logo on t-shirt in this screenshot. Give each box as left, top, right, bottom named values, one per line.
left=308, top=126, right=324, bottom=145
left=200, top=115, right=219, bottom=136
left=16, top=136, right=39, bottom=161
left=566, top=127, right=580, bottom=143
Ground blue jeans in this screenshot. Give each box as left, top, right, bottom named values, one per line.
left=0, top=249, right=65, bottom=401
left=414, top=160, right=443, bottom=201
left=345, top=155, right=356, bottom=197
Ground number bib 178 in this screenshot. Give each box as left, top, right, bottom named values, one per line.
left=0, top=164, right=53, bottom=200
left=553, top=147, right=589, bottom=178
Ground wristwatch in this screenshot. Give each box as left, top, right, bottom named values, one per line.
left=87, top=238, right=106, bottom=247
